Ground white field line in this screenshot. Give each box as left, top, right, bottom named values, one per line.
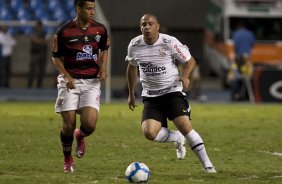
left=260, top=151, right=282, bottom=180
left=270, top=175, right=282, bottom=179
left=260, top=151, right=282, bottom=157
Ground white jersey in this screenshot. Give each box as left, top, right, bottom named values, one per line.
left=0, top=31, right=16, bottom=57
left=125, top=33, right=192, bottom=97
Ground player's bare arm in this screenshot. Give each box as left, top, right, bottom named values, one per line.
left=98, top=50, right=109, bottom=81
left=181, top=56, right=196, bottom=91
left=126, top=64, right=138, bottom=110
left=52, top=57, right=75, bottom=90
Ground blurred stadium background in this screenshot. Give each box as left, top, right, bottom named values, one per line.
left=0, top=0, right=74, bottom=35
left=0, top=0, right=281, bottom=103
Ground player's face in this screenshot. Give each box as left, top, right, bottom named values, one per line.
left=140, top=16, right=160, bottom=42
left=78, top=2, right=95, bottom=21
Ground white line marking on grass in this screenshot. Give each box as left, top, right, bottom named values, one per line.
left=238, top=175, right=259, bottom=180
left=189, top=178, right=204, bottom=182
left=270, top=175, right=282, bottom=179
left=213, top=148, right=221, bottom=152
left=260, top=151, right=282, bottom=157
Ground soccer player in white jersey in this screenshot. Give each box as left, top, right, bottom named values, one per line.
left=126, top=13, right=216, bottom=173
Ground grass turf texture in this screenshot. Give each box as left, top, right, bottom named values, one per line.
left=0, top=102, right=281, bottom=184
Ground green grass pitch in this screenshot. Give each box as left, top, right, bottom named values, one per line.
left=0, top=101, right=281, bottom=184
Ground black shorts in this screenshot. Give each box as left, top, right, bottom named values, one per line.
left=142, top=92, right=191, bottom=128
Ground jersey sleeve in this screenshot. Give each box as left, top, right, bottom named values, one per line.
left=52, top=29, right=64, bottom=58
left=99, top=26, right=110, bottom=51
left=171, top=37, right=191, bottom=63
left=125, top=41, right=138, bottom=66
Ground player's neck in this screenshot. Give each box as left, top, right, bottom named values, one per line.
left=144, top=34, right=159, bottom=45
left=74, top=17, right=90, bottom=30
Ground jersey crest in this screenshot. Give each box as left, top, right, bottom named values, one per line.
left=95, top=34, right=101, bottom=42
left=159, top=47, right=170, bottom=57
left=163, top=38, right=171, bottom=44
left=132, top=39, right=141, bottom=46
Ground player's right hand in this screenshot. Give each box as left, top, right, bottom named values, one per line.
left=128, top=96, right=137, bottom=111
left=64, top=75, right=75, bottom=91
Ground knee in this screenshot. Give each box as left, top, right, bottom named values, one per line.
left=143, top=129, right=158, bottom=141
left=83, top=124, right=96, bottom=134
left=86, top=124, right=96, bottom=133
left=81, top=120, right=97, bottom=135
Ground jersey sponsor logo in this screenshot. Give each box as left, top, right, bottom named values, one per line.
left=139, top=62, right=166, bottom=76
left=95, top=35, right=101, bottom=42
left=69, top=38, right=79, bottom=42
left=76, top=45, right=97, bottom=61
left=174, top=45, right=186, bottom=60
left=147, top=86, right=172, bottom=95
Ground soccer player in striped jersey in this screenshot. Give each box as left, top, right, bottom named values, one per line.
left=51, top=0, right=110, bottom=172
left=126, top=13, right=216, bottom=173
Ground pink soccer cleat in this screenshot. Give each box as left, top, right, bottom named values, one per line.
left=64, top=155, right=74, bottom=173
left=74, top=128, right=85, bottom=158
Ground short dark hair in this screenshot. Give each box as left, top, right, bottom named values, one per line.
left=74, top=0, right=95, bottom=6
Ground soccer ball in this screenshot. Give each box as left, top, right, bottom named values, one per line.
left=125, top=162, right=150, bottom=183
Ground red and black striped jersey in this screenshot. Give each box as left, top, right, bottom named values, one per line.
left=52, top=20, right=110, bottom=79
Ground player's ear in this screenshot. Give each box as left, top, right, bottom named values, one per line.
left=75, top=5, right=81, bottom=13
left=157, top=24, right=160, bottom=31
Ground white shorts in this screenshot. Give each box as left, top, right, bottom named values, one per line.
left=55, top=75, right=101, bottom=113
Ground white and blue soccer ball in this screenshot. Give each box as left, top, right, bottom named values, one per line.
left=125, top=162, right=150, bottom=183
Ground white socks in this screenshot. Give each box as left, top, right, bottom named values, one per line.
left=185, top=129, right=213, bottom=168
left=154, top=128, right=214, bottom=169
left=154, top=127, right=182, bottom=143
